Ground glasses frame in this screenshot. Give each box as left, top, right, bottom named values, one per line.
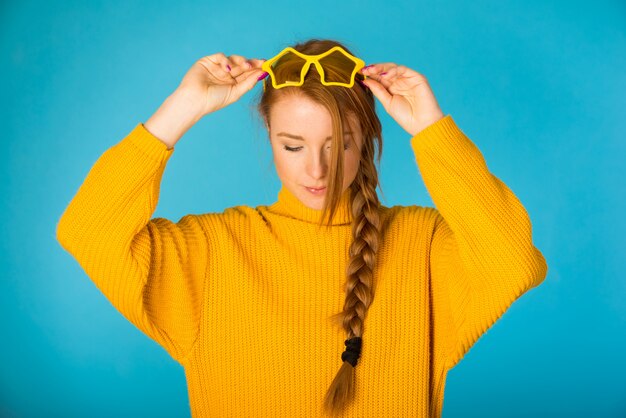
left=261, top=46, right=368, bottom=92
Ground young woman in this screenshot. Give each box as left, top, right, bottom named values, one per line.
left=56, top=38, right=548, bottom=417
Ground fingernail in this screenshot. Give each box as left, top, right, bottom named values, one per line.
left=380, top=71, right=387, bottom=76
left=357, top=79, right=369, bottom=89
left=226, top=64, right=231, bottom=71
left=363, top=64, right=374, bottom=70
left=257, top=72, right=269, bottom=81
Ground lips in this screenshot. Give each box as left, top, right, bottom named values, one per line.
left=304, top=185, right=327, bottom=195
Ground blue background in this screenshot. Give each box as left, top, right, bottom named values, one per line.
left=2, top=0, right=624, bottom=416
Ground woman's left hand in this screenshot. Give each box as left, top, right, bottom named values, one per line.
left=360, top=63, right=445, bottom=137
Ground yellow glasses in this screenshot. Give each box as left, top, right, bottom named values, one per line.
left=261, top=46, right=368, bottom=92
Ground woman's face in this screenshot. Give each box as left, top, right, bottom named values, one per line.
left=267, top=94, right=362, bottom=210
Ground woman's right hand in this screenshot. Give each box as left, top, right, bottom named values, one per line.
left=177, top=53, right=268, bottom=117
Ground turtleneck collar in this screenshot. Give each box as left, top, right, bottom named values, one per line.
left=267, top=185, right=354, bottom=226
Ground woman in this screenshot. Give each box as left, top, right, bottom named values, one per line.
left=56, top=38, right=548, bottom=417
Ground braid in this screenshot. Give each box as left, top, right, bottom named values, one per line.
left=323, top=155, right=381, bottom=416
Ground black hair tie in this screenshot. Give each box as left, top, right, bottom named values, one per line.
left=341, top=337, right=362, bottom=367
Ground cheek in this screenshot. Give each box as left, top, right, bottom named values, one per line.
left=272, top=151, right=297, bottom=179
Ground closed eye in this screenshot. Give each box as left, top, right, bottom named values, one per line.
left=283, top=144, right=350, bottom=152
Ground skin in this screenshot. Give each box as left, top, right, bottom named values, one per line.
left=266, top=95, right=363, bottom=210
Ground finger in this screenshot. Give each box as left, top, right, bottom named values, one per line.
left=233, top=65, right=266, bottom=85
left=360, top=62, right=397, bottom=76
left=223, top=55, right=247, bottom=73
left=361, top=63, right=397, bottom=89
left=362, top=62, right=425, bottom=83
left=208, top=52, right=238, bottom=74
left=230, top=57, right=267, bottom=82
left=247, top=58, right=267, bottom=70
left=200, top=55, right=237, bottom=84
left=362, top=77, right=393, bottom=110
left=228, top=55, right=264, bottom=76
left=232, top=65, right=268, bottom=94
left=230, top=55, right=267, bottom=69
left=226, top=56, right=267, bottom=82
left=375, top=66, right=399, bottom=89
left=395, top=65, right=427, bottom=79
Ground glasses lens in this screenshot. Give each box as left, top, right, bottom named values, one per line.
left=318, top=49, right=357, bottom=84
left=269, top=50, right=307, bottom=86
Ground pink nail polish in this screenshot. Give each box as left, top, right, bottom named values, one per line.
left=380, top=71, right=387, bottom=76
left=226, top=64, right=231, bottom=71
left=257, top=72, right=269, bottom=81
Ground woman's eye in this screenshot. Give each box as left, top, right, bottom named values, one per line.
left=283, top=144, right=349, bottom=152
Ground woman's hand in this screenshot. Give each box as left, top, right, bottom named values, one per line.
left=360, top=63, right=445, bottom=137
left=177, top=53, right=267, bottom=118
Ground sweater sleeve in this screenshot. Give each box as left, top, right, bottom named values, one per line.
left=56, top=123, right=209, bottom=364
left=410, top=115, right=548, bottom=370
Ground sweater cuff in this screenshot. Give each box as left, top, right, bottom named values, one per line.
left=126, top=123, right=175, bottom=163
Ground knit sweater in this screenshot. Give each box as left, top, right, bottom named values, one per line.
left=56, top=115, right=548, bottom=417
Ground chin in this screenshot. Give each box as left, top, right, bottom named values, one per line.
left=291, top=187, right=319, bottom=209
left=301, top=196, right=323, bottom=210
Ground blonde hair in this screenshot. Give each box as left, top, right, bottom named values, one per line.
left=254, top=38, right=384, bottom=416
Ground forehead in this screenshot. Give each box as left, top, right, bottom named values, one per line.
left=269, top=94, right=359, bottom=137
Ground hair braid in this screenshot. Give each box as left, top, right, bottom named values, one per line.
left=323, top=153, right=382, bottom=416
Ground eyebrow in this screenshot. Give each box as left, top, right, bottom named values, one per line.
left=276, top=131, right=353, bottom=141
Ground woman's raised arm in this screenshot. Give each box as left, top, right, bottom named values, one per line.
left=55, top=53, right=266, bottom=363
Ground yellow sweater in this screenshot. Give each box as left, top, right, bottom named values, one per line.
left=56, top=115, right=547, bottom=417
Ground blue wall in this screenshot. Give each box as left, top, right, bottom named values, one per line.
left=1, top=0, right=624, bottom=416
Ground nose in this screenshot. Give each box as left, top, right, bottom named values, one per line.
left=305, top=149, right=328, bottom=180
